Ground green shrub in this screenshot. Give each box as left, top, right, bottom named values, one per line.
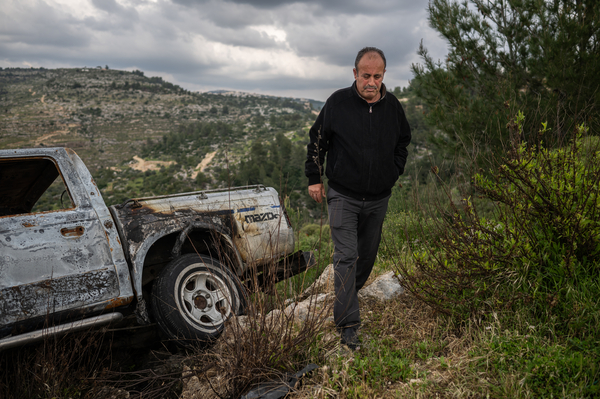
left=400, top=115, right=600, bottom=337
left=299, top=223, right=330, bottom=240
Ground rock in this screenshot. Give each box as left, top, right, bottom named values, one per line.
left=262, top=309, right=287, bottom=330
left=359, top=271, right=404, bottom=300
left=283, top=293, right=333, bottom=324
left=284, top=293, right=330, bottom=321
left=233, top=314, right=250, bottom=329
left=302, top=264, right=335, bottom=297
left=220, top=271, right=339, bottom=343
left=180, top=366, right=202, bottom=399
left=220, top=315, right=250, bottom=345
left=302, top=266, right=404, bottom=302
left=265, top=309, right=283, bottom=324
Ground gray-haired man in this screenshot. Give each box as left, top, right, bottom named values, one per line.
left=305, top=47, right=411, bottom=349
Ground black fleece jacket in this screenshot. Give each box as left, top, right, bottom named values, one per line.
left=305, top=82, right=411, bottom=201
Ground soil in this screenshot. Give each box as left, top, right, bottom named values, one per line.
left=130, top=155, right=176, bottom=172
left=191, top=151, right=217, bottom=179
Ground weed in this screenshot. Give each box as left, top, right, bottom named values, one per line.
left=397, top=118, right=600, bottom=338
left=463, top=308, right=600, bottom=398
left=0, top=329, right=113, bottom=399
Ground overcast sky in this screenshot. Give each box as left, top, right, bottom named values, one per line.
left=1, top=0, right=448, bottom=101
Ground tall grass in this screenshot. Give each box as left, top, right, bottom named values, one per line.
left=0, top=330, right=113, bottom=398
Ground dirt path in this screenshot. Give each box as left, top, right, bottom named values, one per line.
left=130, top=155, right=175, bottom=172
left=191, top=151, right=217, bottom=179
left=33, top=127, right=70, bottom=146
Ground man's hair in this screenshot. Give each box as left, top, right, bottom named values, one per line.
left=354, top=47, right=386, bottom=71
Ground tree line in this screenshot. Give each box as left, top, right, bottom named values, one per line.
left=412, top=0, right=599, bottom=164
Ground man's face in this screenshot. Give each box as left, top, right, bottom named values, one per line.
left=353, top=53, right=386, bottom=102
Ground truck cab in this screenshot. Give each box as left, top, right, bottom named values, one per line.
left=0, top=148, right=133, bottom=343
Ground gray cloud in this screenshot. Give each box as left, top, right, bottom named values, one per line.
left=171, top=0, right=269, bottom=28
left=0, top=0, right=447, bottom=101
left=173, top=0, right=422, bottom=16
left=92, top=0, right=126, bottom=14
left=87, top=0, right=139, bottom=30
left=0, top=1, right=89, bottom=48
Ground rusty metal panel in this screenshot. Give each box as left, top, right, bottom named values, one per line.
left=0, top=148, right=133, bottom=332
left=230, top=191, right=295, bottom=265
left=113, top=186, right=294, bottom=266
left=0, top=208, right=123, bottom=328
left=66, top=150, right=133, bottom=300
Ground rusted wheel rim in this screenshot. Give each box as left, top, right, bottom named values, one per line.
left=179, top=270, right=233, bottom=327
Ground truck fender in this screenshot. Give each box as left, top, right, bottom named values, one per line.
left=130, top=224, right=244, bottom=324
left=171, top=221, right=244, bottom=276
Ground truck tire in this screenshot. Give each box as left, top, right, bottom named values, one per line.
left=151, top=253, right=245, bottom=344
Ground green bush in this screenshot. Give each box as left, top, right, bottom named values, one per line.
left=299, top=223, right=330, bottom=240
left=400, top=115, right=600, bottom=337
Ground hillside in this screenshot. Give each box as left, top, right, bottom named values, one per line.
left=0, top=67, right=430, bottom=214
left=0, top=67, right=316, bottom=164
left=0, top=68, right=319, bottom=206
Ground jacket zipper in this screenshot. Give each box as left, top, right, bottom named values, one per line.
left=365, top=104, right=373, bottom=199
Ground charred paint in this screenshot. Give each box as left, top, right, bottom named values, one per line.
left=0, top=147, right=134, bottom=337
left=115, top=203, right=236, bottom=251
left=1, top=268, right=119, bottom=325
left=109, top=185, right=295, bottom=302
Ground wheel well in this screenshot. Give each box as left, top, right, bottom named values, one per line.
left=141, top=229, right=240, bottom=289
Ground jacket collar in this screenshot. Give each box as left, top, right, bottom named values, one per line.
left=352, top=81, right=387, bottom=104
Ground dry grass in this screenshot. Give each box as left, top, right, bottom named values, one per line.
left=289, top=292, right=496, bottom=399
left=177, top=287, right=334, bottom=398
left=2, top=273, right=574, bottom=398
left=0, top=329, right=114, bottom=399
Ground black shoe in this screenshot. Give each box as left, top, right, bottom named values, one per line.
left=340, top=327, right=360, bottom=350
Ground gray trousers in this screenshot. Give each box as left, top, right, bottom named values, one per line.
left=327, top=187, right=390, bottom=329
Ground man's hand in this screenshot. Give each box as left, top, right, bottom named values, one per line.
left=308, top=183, right=326, bottom=203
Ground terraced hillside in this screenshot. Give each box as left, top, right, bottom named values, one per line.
left=2, top=68, right=318, bottom=161
left=0, top=67, right=320, bottom=209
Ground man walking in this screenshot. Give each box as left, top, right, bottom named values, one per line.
left=305, top=47, right=411, bottom=350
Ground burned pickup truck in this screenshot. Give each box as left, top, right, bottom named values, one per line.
left=0, top=147, right=313, bottom=350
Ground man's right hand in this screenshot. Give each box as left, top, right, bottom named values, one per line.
left=308, top=183, right=326, bottom=203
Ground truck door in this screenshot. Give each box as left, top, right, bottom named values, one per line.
left=0, top=154, right=121, bottom=331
